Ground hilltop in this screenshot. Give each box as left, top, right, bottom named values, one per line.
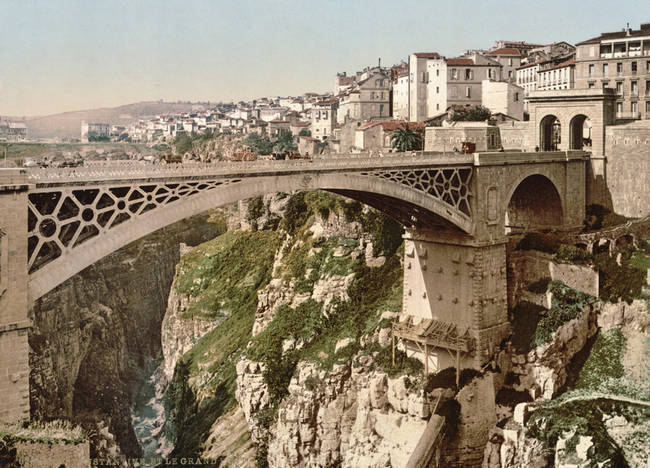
left=16, top=101, right=209, bottom=140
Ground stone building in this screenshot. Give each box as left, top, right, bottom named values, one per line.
left=310, top=98, right=338, bottom=141
left=337, top=69, right=391, bottom=124
left=424, top=121, right=502, bottom=152
left=80, top=121, right=109, bottom=142
left=574, top=22, right=650, bottom=121
left=481, top=80, right=525, bottom=120
left=485, top=47, right=522, bottom=82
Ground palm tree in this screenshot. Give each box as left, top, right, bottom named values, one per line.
left=390, top=124, right=422, bottom=152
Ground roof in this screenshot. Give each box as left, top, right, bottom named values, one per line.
left=300, top=136, right=319, bottom=142
left=291, top=121, right=310, bottom=127
left=538, top=57, right=575, bottom=72
left=446, top=58, right=474, bottom=66
left=357, top=120, right=425, bottom=132
left=315, top=98, right=338, bottom=106
left=269, top=119, right=289, bottom=124
left=486, top=47, right=521, bottom=57
left=413, top=52, right=442, bottom=59
left=517, top=59, right=545, bottom=70
left=498, top=41, right=546, bottom=47
left=577, top=26, right=650, bottom=45
left=337, top=76, right=356, bottom=86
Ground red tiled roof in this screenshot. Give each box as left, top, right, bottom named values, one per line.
left=300, top=136, right=319, bottom=142
left=446, top=58, right=474, bottom=65
left=291, top=122, right=310, bottom=127
left=413, top=52, right=442, bottom=59
left=486, top=47, right=522, bottom=57
left=315, top=98, right=338, bottom=106
left=269, top=119, right=288, bottom=123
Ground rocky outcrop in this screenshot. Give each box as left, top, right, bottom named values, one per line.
left=266, top=358, right=429, bottom=468
left=510, top=304, right=599, bottom=399
left=235, top=358, right=270, bottom=444
left=29, top=215, right=220, bottom=458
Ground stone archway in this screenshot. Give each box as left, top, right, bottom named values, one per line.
left=570, top=114, right=592, bottom=150
left=540, top=115, right=561, bottom=151
left=505, top=174, right=563, bottom=233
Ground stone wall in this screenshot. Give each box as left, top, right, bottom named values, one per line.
left=497, top=122, right=533, bottom=151
left=508, top=251, right=599, bottom=308
left=12, top=440, right=90, bottom=468
left=603, top=121, right=650, bottom=218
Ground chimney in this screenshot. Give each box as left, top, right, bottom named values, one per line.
left=626, top=22, right=631, bottom=36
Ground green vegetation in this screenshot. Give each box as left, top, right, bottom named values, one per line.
left=274, top=130, right=297, bottom=153
left=594, top=251, right=646, bottom=304
left=246, top=196, right=266, bottom=231
left=449, top=105, right=492, bottom=122
left=574, top=328, right=626, bottom=390
left=583, top=204, right=628, bottom=232
left=246, top=133, right=274, bottom=155
left=390, top=124, right=423, bottom=152
left=0, top=420, right=86, bottom=445
left=555, top=244, right=592, bottom=265
left=88, top=135, right=110, bottom=142
left=174, top=230, right=282, bottom=319
left=298, top=128, right=311, bottom=137
left=511, top=282, right=596, bottom=351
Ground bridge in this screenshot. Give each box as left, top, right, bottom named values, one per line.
left=0, top=150, right=588, bottom=422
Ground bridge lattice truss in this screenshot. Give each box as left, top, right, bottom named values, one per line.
left=26, top=165, right=473, bottom=274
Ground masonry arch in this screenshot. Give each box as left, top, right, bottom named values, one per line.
left=28, top=171, right=473, bottom=301
left=504, top=174, right=563, bottom=233
left=540, top=114, right=561, bottom=151
left=569, top=114, right=592, bottom=150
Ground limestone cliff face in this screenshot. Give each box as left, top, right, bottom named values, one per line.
left=266, top=360, right=429, bottom=468
left=29, top=215, right=220, bottom=459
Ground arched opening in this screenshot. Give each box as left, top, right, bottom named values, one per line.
left=569, top=114, right=591, bottom=150
left=540, top=115, right=561, bottom=151
left=593, top=238, right=611, bottom=255
left=505, top=175, right=563, bottom=234
left=615, top=234, right=634, bottom=251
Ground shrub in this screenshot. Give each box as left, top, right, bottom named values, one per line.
left=555, top=245, right=593, bottom=265
left=583, top=204, right=628, bottom=231
left=437, top=399, right=461, bottom=439
left=594, top=251, right=646, bottom=304
left=575, top=328, right=626, bottom=390
left=281, top=192, right=310, bottom=235
left=516, top=232, right=561, bottom=254
left=246, top=196, right=265, bottom=230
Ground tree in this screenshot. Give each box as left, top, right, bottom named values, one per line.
left=298, top=128, right=311, bottom=137
left=174, top=133, right=193, bottom=154
left=390, top=124, right=423, bottom=152
left=246, top=133, right=274, bottom=155
left=275, top=130, right=297, bottom=153
left=450, top=105, right=492, bottom=122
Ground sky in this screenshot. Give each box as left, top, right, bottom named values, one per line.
left=0, top=0, right=647, bottom=116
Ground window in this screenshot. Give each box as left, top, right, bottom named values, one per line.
left=436, top=103, right=440, bottom=110
left=465, top=69, right=473, bottom=80
left=451, top=69, right=458, bottom=80
left=322, top=111, right=328, bottom=119
left=508, top=58, right=513, bottom=66
left=632, top=62, right=637, bottom=74
left=436, top=69, right=439, bottom=76
left=603, top=63, right=608, bottom=77
left=508, top=70, right=513, bottom=79
left=514, top=92, right=519, bottom=101
left=589, top=64, right=595, bottom=77
left=436, top=86, right=439, bottom=94
left=631, top=102, right=637, bottom=114
left=617, top=63, right=623, bottom=75
left=646, top=101, right=650, bottom=113
left=379, top=104, right=384, bottom=115
left=465, top=86, right=471, bottom=97
left=631, top=81, right=638, bottom=95
left=647, top=61, right=650, bottom=73
left=450, top=86, right=458, bottom=97
left=588, top=82, right=595, bottom=89
left=616, top=82, right=623, bottom=94
left=646, top=80, right=650, bottom=94
left=617, top=102, right=623, bottom=113
left=316, top=111, right=321, bottom=119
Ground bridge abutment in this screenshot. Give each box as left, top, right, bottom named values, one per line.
left=399, top=229, right=510, bottom=372
left=0, top=169, right=32, bottom=423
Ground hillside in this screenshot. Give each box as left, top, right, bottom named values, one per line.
left=18, top=101, right=205, bottom=139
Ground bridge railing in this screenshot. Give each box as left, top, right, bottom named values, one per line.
left=26, top=151, right=475, bottom=183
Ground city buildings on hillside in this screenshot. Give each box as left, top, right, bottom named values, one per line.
left=485, top=48, right=522, bottom=82
left=0, top=120, right=27, bottom=141
left=574, top=22, right=650, bottom=120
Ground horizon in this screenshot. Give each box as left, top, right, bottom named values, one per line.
left=1, top=0, right=648, bottom=117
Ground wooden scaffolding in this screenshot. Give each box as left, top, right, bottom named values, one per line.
left=392, top=317, right=474, bottom=387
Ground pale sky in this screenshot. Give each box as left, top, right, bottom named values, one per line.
left=0, top=0, right=647, bottom=116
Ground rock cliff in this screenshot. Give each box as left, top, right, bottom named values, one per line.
left=29, top=215, right=221, bottom=459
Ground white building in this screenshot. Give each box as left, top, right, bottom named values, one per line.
left=481, top=80, right=524, bottom=120
left=310, top=98, right=338, bottom=141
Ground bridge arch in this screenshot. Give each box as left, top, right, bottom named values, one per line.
left=28, top=171, right=473, bottom=301
left=504, top=174, right=563, bottom=233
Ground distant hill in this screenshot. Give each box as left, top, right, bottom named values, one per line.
left=19, top=101, right=205, bottom=139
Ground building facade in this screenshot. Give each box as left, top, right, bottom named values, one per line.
left=575, top=22, right=650, bottom=120
left=337, top=70, right=391, bottom=124
left=481, top=80, right=525, bottom=120
left=310, top=98, right=338, bottom=141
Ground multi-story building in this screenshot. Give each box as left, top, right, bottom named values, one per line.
left=481, top=80, right=524, bottom=120
left=485, top=48, right=522, bottom=82
left=407, top=52, right=504, bottom=122
left=392, top=68, right=410, bottom=120
left=310, top=98, right=338, bottom=141
left=493, top=40, right=546, bottom=56
left=80, top=122, right=110, bottom=142
left=575, top=22, right=650, bottom=120
left=537, top=58, right=575, bottom=91
left=337, top=69, right=391, bottom=124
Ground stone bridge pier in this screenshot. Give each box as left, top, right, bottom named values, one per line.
left=0, top=169, right=32, bottom=423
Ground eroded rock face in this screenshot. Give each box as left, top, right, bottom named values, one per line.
left=510, top=304, right=599, bottom=399
left=235, top=358, right=270, bottom=444
left=265, top=359, right=429, bottom=468
left=29, top=215, right=220, bottom=458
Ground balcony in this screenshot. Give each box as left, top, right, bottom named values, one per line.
left=600, top=53, right=613, bottom=59
left=616, top=111, right=641, bottom=120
